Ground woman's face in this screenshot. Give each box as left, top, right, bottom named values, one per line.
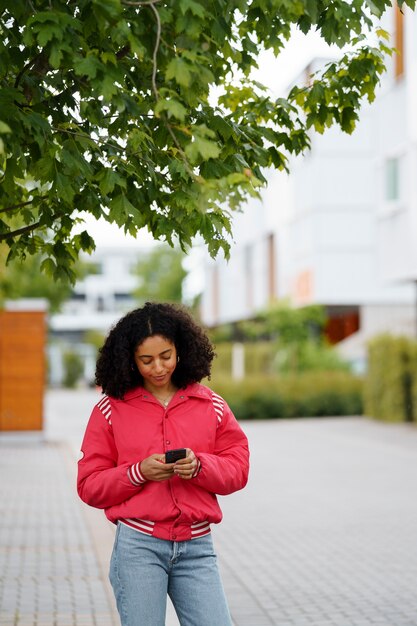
left=134, top=335, right=177, bottom=391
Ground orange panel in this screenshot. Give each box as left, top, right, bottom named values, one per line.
left=0, top=310, right=46, bottom=431
left=395, top=5, right=404, bottom=79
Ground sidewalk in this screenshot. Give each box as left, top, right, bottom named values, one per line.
left=1, top=389, right=417, bottom=625
left=0, top=439, right=118, bottom=626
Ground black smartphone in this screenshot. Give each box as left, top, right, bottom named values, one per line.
left=165, top=448, right=187, bottom=463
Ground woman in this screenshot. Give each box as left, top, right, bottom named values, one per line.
left=77, top=302, right=249, bottom=626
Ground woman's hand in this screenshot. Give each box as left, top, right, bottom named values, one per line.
left=172, top=448, right=199, bottom=480
left=139, top=454, right=174, bottom=482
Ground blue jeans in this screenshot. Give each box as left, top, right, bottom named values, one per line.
left=109, top=523, right=233, bottom=626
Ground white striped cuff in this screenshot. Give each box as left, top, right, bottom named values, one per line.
left=128, top=462, right=147, bottom=486
left=191, top=458, right=201, bottom=479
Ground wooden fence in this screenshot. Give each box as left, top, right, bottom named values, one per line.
left=0, top=309, right=46, bottom=431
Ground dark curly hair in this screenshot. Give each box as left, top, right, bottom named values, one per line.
left=95, top=302, right=215, bottom=399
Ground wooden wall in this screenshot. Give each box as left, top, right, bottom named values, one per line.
left=0, top=310, right=46, bottom=431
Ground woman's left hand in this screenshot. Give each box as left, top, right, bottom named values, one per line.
left=173, top=448, right=198, bottom=480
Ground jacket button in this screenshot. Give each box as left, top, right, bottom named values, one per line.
left=180, top=396, right=184, bottom=399
left=166, top=440, right=170, bottom=445
left=172, top=534, right=177, bottom=540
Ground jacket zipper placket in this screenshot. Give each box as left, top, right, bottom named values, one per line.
left=162, top=401, right=184, bottom=541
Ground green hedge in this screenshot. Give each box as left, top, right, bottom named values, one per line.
left=364, top=334, right=417, bottom=422
left=212, top=340, right=350, bottom=377
left=213, top=342, right=276, bottom=376
left=62, top=350, right=84, bottom=388
left=209, top=372, right=363, bottom=419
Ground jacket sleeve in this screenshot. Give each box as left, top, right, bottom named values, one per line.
left=77, top=404, right=146, bottom=509
left=192, top=401, right=249, bottom=496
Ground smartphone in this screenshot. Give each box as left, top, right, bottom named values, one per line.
left=165, top=448, right=187, bottom=463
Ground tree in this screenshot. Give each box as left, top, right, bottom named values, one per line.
left=133, top=245, right=187, bottom=303
left=1, top=0, right=414, bottom=281
left=0, top=244, right=72, bottom=311
left=0, top=241, right=97, bottom=311
left=219, top=301, right=350, bottom=372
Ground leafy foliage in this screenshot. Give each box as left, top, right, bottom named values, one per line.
left=212, top=302, right=350, bottom=373
left=0, top=0, right=415, bottom=280
left=223, top=301, right=326, bottom=343
left=364, top=334, right=417, bottom=422
left=133, top=245, right=187, bottom=303
left=0, top=244, right=72, bottom=311
left=210, top=372, right=364, bottom=418
left=0, top=240, right=96, bottom=311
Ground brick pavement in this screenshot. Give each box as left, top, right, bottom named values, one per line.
left=214, top=418, right=417, bottom=626
left=2, top=389, right=417, bottom=626
left=0, top=439, right=118, bottom=626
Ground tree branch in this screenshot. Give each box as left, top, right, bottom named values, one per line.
left=164, top=122, right=197, bottom=180
left=0, top=220, right=42, bottom=241
left=0, top=196, right=48, bottom=215
left=121, top=0, right=161, bottom=100
left=149, top=2, right=161, bottom=102
left=124, top=0, right=197, bottom=180
left=14, top=52, right=43, bottom=89
left=122, top=0, right=162, bottom=5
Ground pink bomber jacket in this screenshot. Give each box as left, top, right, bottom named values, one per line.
left=77, top=383, right=249, bottom=542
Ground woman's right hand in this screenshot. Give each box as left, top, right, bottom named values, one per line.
left=139, top=454, right=175, bottom=482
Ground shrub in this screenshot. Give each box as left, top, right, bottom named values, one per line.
left=209, top=372, right=363, bottom=419
left=364, top=334, right=417, bottom=422
left=212, top=340, right=350, bottom=379
left=213, top=342, right=278, bottom=377
left=62, top=350, right=84, bottom=388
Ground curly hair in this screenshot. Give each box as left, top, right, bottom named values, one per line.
left=95, top=302, right=215, bottom=399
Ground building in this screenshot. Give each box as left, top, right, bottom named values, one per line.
left=48, top=246, right=141, bottom=385
left=376, top=5, right=417, bottom=293
left=200, top=5, right=417, bottom=370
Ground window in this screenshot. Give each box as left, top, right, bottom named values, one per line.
left=385, top=156, right=401, bottom=202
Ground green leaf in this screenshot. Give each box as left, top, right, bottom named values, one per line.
left=36, top=24, right=62, bottom=46
left=92, top=0, right=122, bottom=20
left=108, top=194, right=136, bottom=227
left=102, top=75, right=119, bottom=101
left=74, top=54, right=103, bottom=79
left=166, top=58, right=192, bottom=88
left=55, top=172, right=75, bottom=204
left=127, top=128, right=154, bottom=152
left=340, top=107, right=358, bottom=133
left=179, top=0, right=206, bottom=17
left=75, top=230, right=96, bottom=252
left=98, top=169, right=126, bottom=195
left=376, top=28, right=390, bottom=41
left=49, top=44, right=63, bottom=69
left=0, top=121, right=11, bottom=133
left=305, top=0, right=318, bottom=22
left=211, top=116, right=234, bottom=140
left=40, top=257, right=57, bottom=277
left=155, top=98, right=187, bottom=121
left=185, top=136, right=220, bottom=162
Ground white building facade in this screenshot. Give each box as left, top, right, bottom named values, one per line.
left=201, top=6, right=417, bottom=364
left=48, top=246, right=141, bottom=385
left=376, top=6, right=417, bottom=287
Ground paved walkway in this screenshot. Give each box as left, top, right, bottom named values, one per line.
left=1, top=389, right=417, bottom=625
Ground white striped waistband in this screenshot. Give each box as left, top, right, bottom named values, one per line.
left=119, top=518, right=211, bottom=540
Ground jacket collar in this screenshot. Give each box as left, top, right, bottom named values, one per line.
left=122, top=382, right=212, bottom=402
